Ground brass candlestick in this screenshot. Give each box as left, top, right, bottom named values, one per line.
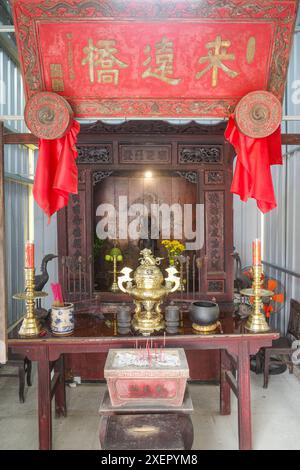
left=105, top=246, right=123, bottom=293
left=111, top=255, right=119, bottom=292
left=14, top=267, right=48, bottom=337
left=240, top=264, right=273, bottom=333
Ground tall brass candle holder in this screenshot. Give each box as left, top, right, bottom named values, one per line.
left=105, top=246, right=123, bottom=293
left=240, top=264, right=273, bottom=333
left=14, top=267, right=48, bottom=337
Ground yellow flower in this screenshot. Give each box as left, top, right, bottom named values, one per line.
left=161, top=239, right=185, bottom=256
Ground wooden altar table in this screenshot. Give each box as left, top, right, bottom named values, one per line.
left=8, top=312, right=279, bottom=451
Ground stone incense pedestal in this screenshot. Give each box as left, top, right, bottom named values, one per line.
left=98, top=388, right=194, bottom=450
left=104, top=348, right=189, bottom=407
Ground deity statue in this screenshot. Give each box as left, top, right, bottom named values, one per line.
left=138, top=214, right=158, bottom=255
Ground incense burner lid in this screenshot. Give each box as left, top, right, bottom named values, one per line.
left=133, top=249, right=164, bottom=290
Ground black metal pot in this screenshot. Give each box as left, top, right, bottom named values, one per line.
left=189, top=301, right=220, bottom=326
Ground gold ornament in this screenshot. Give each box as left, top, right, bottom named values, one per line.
left=14, top=268, right=47, bottom=337
left=118, top=248, right=180, bottom=336
left=240, top=264, right=273, bottom=333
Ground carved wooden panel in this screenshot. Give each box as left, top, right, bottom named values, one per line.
left=67, top=192, right=86, bottom=258
left=175, top=171, right=198, bottom=184
left=205, top=170, right=224, bottom=185
left=78, top=168, right=87, bottom=184
left=205, top=191, right=224, bottom=273
left=81, top=120, right=227, bottom=135
left=178, top=145, right=222, bottom=164
left=208, top=280, right=225, bottom=293
left=93, top=171, right=113, bottom=186
left=119, top=144, right=171, bottom=164
left=13, top=1, right=297, bottom=118
left=77, top=145, right=113, bottom=164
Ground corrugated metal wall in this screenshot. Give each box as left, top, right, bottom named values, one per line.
left=4, top=174, right=29, bottom=325
left=0, top=46, right=26, bottom=133
left=0, top=28, right=31, bottom=326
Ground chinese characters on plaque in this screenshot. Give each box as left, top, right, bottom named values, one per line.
left=82, top=38, right=128, bottom=84
left=195, top=35, right=239, bottom=87
left=142, top=36, right=181, bottom=86
left=36, top=19, right=275, bottom=116
left=13, top=0, right=297, bottom=118
left=79, top=35, right=247, bottom=87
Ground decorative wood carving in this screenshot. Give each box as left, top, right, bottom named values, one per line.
left=93, top=171, right=114, bottom=186
left=13, top=1, right=297, bottom=118
left=235, top=90, right=282, bottom=138
left=58, top=120, right=233, bottom=304
left=78, top=168, right=87, bottom=184
left=77, top=145, right=112, bottom=164
left=71, top=194, right=82, bottom=256
left=178, top=145, right=222, bottom=164
left=24, top=91, right=73, bottom=139
left=205, top=171, right=224, bottom=185
left=176, top=171, right=198, bottom=184
left=81, top=120, right=227, bottom=136
left=205, top=191, right=225, bottom=272
left=208, top=280, right=225, bottom=293
left=119, top=144, right=171, bottom=164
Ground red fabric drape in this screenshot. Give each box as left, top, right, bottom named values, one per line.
left=224, top=116, right=282, bottom=213
left=33, top=120, right=80, bottom=220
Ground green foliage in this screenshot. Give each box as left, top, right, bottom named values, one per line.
left=93, top=236, right=104, bottom=260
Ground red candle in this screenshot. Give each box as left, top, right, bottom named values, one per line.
left=252, top=239, right=261, bottom=266
left=25, top=241, right=35, bottom=268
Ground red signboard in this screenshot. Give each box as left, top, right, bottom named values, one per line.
left=12, top=0, right=298, bottom=118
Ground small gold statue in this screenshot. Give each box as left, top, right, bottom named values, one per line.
left=118, top=248, right=180, bottom=335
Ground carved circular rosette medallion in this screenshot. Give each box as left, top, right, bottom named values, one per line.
left=24, top=92, right=74, bottom=139
left=235, top=91, right=282, bottom=138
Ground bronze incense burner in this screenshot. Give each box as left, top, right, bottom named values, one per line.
left=118, top=249, right=180, bottom=335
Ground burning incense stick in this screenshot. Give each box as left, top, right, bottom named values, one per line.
left=51, top=282, right=64, bottom=307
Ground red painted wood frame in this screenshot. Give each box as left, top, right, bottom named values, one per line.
left=12, top=0, right=298, bottom=119
left=9, top=329, right=279, bottom=450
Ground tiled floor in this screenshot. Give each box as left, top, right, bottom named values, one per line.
left=0, top=368, right=300, bottom=450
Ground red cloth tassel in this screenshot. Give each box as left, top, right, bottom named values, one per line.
left=224, top=116, right=282, bottom=213
left=33, top=120, right=80, bottom=220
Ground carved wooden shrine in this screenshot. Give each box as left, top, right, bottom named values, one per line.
left=58, top=120, right=234, bottom=303
left=56, top=120, right=235, bottom=381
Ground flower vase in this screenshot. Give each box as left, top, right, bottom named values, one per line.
left=168, top=257, right=185, bottom=291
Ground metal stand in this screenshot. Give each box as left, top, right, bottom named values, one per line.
left=14, top=267, right=48, bottom=337
left=241, top=264, right=273, bottom=333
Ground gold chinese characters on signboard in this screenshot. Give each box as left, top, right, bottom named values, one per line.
left=196, top=35, right=239, bottom=87
left=142, top=36, right=181, bottom=85
left=79, top=34, right=255, bottom=88
left=82, top=38, right=128, bottom=85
